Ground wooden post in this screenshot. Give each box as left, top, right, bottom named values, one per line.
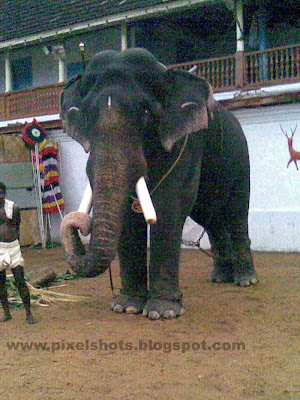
left=235, top=0, right=244, bottom=89
left=235, top=51, right=244, bottom=89
left=121, top=23, right=128, bottom=52
left=258, top=6, right=267, bottom=81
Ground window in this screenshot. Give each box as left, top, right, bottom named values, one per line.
left=11, top=57, right=33, bottom=90
left=67, top=62, right=83, bottom=79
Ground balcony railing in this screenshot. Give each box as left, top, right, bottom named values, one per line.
left=169, top=54, right=237, bottom=91
left=244, top=44, right=300, bottom=87
left=169, top=43, right=300, bottom=92
left=0, top=83, right=64, bottom=121
left=0, top=44, right=299, bottom=122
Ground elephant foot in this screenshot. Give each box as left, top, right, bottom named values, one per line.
left=111, top=294, right=145, bottom=314
left=209, top=265, right=234, bottom=283
left=233, top=270, right=259, bottom=287
left=142, top=299, right=185, bottom=320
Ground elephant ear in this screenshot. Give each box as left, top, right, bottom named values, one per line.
left=60, top=75, right=91, bottom=153
left=159, top=69, right=216, bottom=151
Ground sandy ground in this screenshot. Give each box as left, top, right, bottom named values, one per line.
left=0, top=246, right=299, bottom=400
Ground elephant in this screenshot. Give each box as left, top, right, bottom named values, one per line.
left=60, top=48, right=258, bottom=320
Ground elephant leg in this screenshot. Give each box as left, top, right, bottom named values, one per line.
left=112, top=201, right=148, bottom=314
left=143, top=211, right=186, bottom=320
left=205, top=226, right=235, bottom=283
left=231, top=235, right=258, bottom=287
left=191, top=188, right=235, bottom=283
left=224, top=183, right=258, bottom=287
left=142, top=139, right=202, bottom=320
left=226, top=223, right=258, bottom=287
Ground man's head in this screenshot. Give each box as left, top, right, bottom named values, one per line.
left=0, top=182, right=7, bottom=204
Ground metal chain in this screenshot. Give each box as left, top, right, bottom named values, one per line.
left=181, top=229, right=214, bottom=258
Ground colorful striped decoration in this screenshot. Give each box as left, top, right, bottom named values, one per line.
left=33, top=139, right=65, bottom=215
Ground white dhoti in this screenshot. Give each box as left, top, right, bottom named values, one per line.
left=0, top=240, right=25, bottom=271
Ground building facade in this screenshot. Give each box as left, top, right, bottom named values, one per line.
left=0, top=0, right=299, bottom=250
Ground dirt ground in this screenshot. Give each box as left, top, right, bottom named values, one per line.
left=1, top=246, right=299, bottom=400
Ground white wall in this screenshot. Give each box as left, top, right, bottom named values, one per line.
left=46, top=130, right=89, bottom=243
left=184, top=103, right=300, bottom=251
left=0, top=26, right=121, bottom=93
left=237, top=103, right=300, bottom=251
left=49, top=103, right=300, bottom=252
left=33, top=48, right=58, bottom=87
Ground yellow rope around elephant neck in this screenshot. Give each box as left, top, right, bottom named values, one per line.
left=131, top=135, right=189, bottom=213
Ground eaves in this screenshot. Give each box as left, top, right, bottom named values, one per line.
left=0, top=0, right=213, bottom=50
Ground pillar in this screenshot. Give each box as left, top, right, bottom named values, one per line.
left=58, top=57, right=66, bottom=83
left=235, top=0, right=244, bottom=89
left=236, top=0, right=244, bottom=52
left=121, top=23, right=128, bottom=52
left=5, top=53, right=12, bottom=92
left=258, top=5, right=267, bottom=81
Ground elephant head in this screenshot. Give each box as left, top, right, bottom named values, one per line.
left=60, top=48, right=216, bottom=277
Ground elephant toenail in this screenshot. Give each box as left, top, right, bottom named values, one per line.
left=162, top=310, right=176, bottom=319
left=112, top=304, right=124, bottom=313
left=179, top=308, right=185, bottom=316
left=148, top=311, right=160, bottom=320
left=125, top=306, right=139, bottom=314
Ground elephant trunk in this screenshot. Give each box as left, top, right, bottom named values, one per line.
left=61, top=145, right=134, bottom=277
left=86, top=164, right=129, bottom=275
left=60, top=100, right=152, bottom=277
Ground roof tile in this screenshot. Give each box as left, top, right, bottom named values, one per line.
left=0, top=0, right=178, bottom=43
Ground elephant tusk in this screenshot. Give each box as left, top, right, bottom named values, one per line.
left=157, top=62, right=168, bottom=71
left=78, top=183, right=93, bottom=214
left=181, top=101, right=198, bottom=109
left=188, top=65, right=198, bottom=74
left=69, top=106, right=80, bottom=112
left=136, top=177, right=157, bottom=225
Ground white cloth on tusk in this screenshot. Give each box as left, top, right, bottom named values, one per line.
left=135, top=177, right=157, bottom=225
left=78, top=183, right=93, bottom=214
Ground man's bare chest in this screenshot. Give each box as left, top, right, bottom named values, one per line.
left=0, top=208, right=19, bottom=241
left=0, top=207, right=7, bottom=224
left=0, top=207, right=18, bottom=229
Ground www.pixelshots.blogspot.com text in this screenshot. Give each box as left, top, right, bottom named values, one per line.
left=6, top=339, right=246, bottom=354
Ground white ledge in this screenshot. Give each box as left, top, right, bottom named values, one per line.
left=214, top=82, right=300, bottom=101
left=1, top=81, right=299, bottom=129
left=0, top=114, right=60, bottom=128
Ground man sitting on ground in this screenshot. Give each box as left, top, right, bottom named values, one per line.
left=0, top=182, right=35, bottom=324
